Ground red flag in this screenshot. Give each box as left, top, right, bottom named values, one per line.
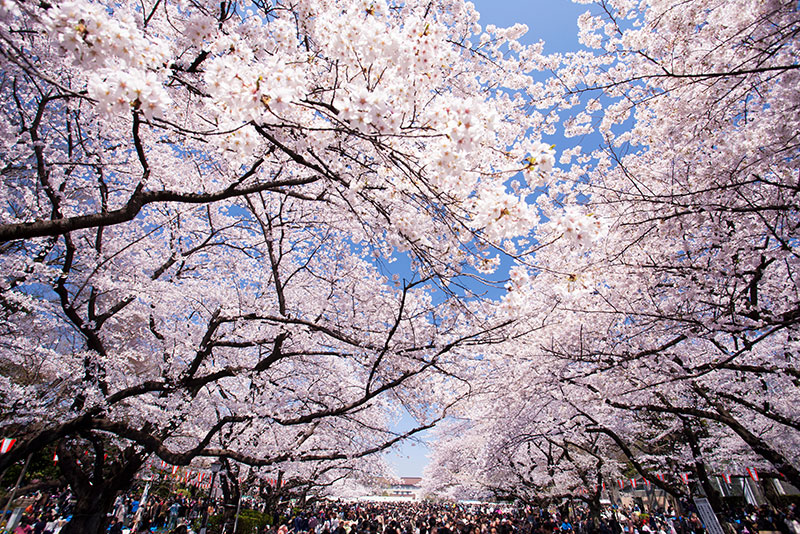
left=618, top=479, right=624, bottom=489
left=722, top=473, right=732, bottom=484
left=631, top=478, right=637, bottom=489
left=53, top=451, right=58, bottom=464
left=656, top=473, right=664, bottom=481
left=172, top=465, right=179, bottom=475
left=0, top=438, right=15, bottom=454
left=680, top=473, right=689, bottom=484
left=747, top=468, right=759, bottom=482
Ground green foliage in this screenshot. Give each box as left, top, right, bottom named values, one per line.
left=207, top=513, right=223, bottom=533
left=762, top=479, right=800, bottom=508
left=0, top=444, right=60, bottom=490
left=200, top=509, right=271, bottom=534
left=236, top=509, right=272, bottom=532
left=152, top=480, right=173, bottom=499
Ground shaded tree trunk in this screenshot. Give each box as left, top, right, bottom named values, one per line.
left=63, top=487, right=119, bottom=534
left=220, top=463, right=241, bottom=534
left=261, top=470, right=285, bottom=526
left=58, top=436, right=148, bottom=534
left=683, top=420, right=725, bottom=513
left=587, top=488, right=603, bottom=525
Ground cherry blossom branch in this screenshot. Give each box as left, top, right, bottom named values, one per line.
left=583, top=424, right=684, bottom=498
left=0, top=159, right=325, bottom=243
left=603, top=390, right=800, bottom=489
left=89, top=400, right=450, bottom=468
left=562, top=63, right=799, bottom=97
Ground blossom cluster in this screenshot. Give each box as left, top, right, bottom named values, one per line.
left=204, top=52, right=307, bottom=123
left=522, top=141, right=557, bottom=186
left=88, top=69, right=171, bottom=120
left=42, top=1, right=167, bottom=69
left=552, top=207, right=605, bottom=248
left=42, top=0, right=172, bottom=118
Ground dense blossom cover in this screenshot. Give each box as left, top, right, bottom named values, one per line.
left=425, top=0, right=800, bottom=504
left=0, top=0, right=798, bottom=526
left=0, top=0, right=562, bottom=528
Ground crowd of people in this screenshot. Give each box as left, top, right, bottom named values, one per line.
left=2, top=488, right=800, bottom=534
left=107, top=493, right=215, bottom=533
left=268, top=501, right=800, bottom=534
left=1, top=488, right=215, bottom=534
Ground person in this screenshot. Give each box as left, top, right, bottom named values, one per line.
left=136, top=519, right=153, bottom=534
left=50, top=518, right=67, bottom=534
left=168, top=501, right=181, bottom=531
left=113, top=495, right=127, bottom=525
left=109, top=518, right=124, bottom=534
left=130, top=503, right=148, bottom=534
left=14, top=519, right=33, bottom=534
left=44, top=515, right=59, bottom=534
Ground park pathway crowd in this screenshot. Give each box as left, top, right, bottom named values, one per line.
left=6, top=489, right=800, bottom=534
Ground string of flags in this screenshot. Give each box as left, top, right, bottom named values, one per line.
left=607, top=468, right=762, bottom=490
left=0, top=438, right=279, bottom=490
left=148, top=460, right=216, bottom=488
left=146, top=458, right=283, bottom=489
left=2, top=435, right=767, bottom=492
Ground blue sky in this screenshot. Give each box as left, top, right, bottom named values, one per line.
left=384, top=0, right=590, bottom=478
left=471, top=0, right=587, bottom=51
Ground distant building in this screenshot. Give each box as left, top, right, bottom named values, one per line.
left=385, top=477, right=423, bottom=500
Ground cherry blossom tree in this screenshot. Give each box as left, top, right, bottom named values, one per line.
left=4, top=0, right=798, bottom=521
left=423, top=357, right=628, bottom=514
left=0, top=0, right=560, bottom=529
left=494, top=0, right=800, bottom=499
left=1, top=194, right=502, bottom=531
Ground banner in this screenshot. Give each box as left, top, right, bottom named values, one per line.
left=0, top=438, right=16, bottom=454
left=746, top=468, right=759, bottom=482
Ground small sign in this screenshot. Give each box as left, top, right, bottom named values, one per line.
left=694, top=497, right=725, bottom=534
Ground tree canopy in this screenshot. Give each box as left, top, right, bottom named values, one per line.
left=0, top=0, right=798, bottom=527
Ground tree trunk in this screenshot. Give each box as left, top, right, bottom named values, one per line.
left=675, top=385, right=800, bottom=492
left=220, top=468, right=241, bottom=534
left=57, top=436, right=148, bottom=534
left=683, top=420, right=725, bottom=512
left=62, top=489, right=118, bottom=534
left=587, top=489, right=603, bottom=525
